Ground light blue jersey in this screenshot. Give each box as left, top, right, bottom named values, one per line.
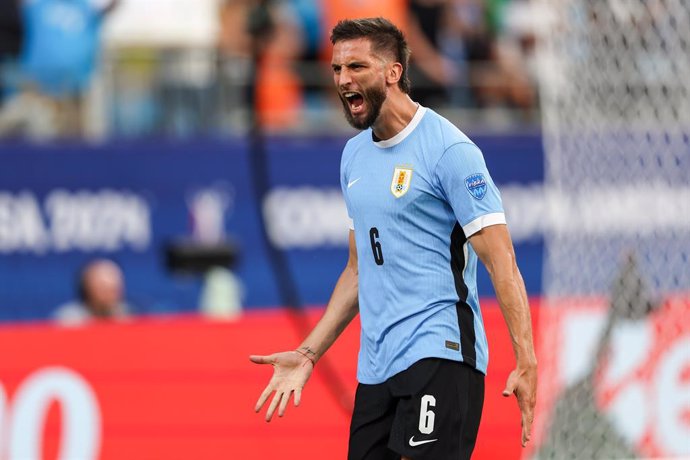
left=340, top=106, right=506, bottom=384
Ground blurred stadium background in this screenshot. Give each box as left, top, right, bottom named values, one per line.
left=0, top=0, right=687, bottom=459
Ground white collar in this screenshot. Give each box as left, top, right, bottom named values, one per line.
left=373, top=105, right=426, bottom=149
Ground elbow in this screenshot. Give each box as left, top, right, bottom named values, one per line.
left=345, top=262, right=358, bottom=278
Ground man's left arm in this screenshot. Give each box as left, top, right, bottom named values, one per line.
left=469, top=223, right=537, bottom=447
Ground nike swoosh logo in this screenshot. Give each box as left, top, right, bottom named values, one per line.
left=408, top=436, right=438, bottom=447
left=347, top=178, right=361, bottom=188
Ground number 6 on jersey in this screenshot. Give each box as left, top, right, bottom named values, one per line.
left=369, top=227, right=384, bottom=265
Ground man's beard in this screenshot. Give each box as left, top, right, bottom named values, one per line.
left=340, top=84, right=387, bottom=130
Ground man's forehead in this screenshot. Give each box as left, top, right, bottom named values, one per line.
left=331, top=38, right=376, bottom=63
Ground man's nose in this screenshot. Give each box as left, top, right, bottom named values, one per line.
left=338, top=69, right=352, bottom=87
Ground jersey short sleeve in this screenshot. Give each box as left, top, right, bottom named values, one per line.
left=434, top=142, right=505, bottom=237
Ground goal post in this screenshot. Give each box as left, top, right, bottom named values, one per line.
left=532, top=1, right=690, bottom=458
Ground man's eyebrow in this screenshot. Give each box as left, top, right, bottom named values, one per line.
left=333, top=61, right=367, bottom=68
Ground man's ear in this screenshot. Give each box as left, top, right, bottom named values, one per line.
left=386, top=62, right=403, bottom=86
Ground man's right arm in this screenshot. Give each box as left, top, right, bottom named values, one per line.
left=250, top=230, right=359, bottom=420
left=296, top=229, right=359, bottom=364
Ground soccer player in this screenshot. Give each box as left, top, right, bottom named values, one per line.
left=250, top=17, right=537, bottom=460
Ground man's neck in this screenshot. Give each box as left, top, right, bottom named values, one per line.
left=372, top=93, right=419, bottom=141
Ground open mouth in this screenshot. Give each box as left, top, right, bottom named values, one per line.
left=343, top=91, right=365, bottom=113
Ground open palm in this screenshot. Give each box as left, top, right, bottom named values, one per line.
left=250, top=351, right=314, bottom=421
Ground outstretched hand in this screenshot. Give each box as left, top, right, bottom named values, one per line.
left=502, top=364, right=537, bottom=447
left=250, top=351, right=314, bottom=421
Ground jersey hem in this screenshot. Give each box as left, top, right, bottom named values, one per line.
left=356, top=350, right=487, bottom=385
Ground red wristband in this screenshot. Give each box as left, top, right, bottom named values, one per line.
left=295, top=349, right=316, bottom=367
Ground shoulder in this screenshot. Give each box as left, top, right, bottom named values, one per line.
left=417, top=109, right=481, bottom=171
left=341, top=129, right=371, bottom=165
left=344, top=129, right=372, bottom=151
left=421, top=108, right=475, bottom=149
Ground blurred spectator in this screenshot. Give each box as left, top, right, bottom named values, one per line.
left=54, top=259, right=131, bottom=325
left=0, top=0, right=118, bottom=139
left=216, top=0, right=253, bottom=130
left=406, top=0, right=463, bottom=107
left=254, top=0, right=306, bottom=129
left=448, top=0, right=535, bottom=110
left=156, top=47, right=217, bottom=137
left=217, top=0, right=305, bottom=130
left=0, top=0, right=23, bottom=105
left=497, top=0, right=541, bottom=98
left=289, top=0, right=322, bottom=101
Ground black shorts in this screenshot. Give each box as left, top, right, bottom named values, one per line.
left=348, top=358, right=484, bottom=460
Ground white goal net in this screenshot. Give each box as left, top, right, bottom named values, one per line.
left=532, top=1, right=690, bottom=458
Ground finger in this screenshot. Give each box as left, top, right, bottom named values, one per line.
left=522, top=401, right=534, bottom=446
left=521, top=411, right=527, bottom=446
left=266, top=390, right=282, bottom=422
left=294, top=387, right=302, bottom=407
left=249, top=355, right=273, bottom=365
left=278, top=390, right=292, bottom=417
left=522, top=425, right=532, bottom=447
left=521, top=412, right=532, bottom=447
left=255, top=385, right=274, bottom=412
left=503, top=376, right=516, bottom=397
left=517, top=392, right=534, bottom=447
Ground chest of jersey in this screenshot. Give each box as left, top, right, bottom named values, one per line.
left=345, top=144, right=443, bottom=227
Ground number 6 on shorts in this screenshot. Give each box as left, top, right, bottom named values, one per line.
left=418, top=394, right=436, bottom=434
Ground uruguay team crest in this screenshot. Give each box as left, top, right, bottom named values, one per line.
left=465, top=173, right=487, bottom=200
left=391, top=166, right=413, bottom=198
